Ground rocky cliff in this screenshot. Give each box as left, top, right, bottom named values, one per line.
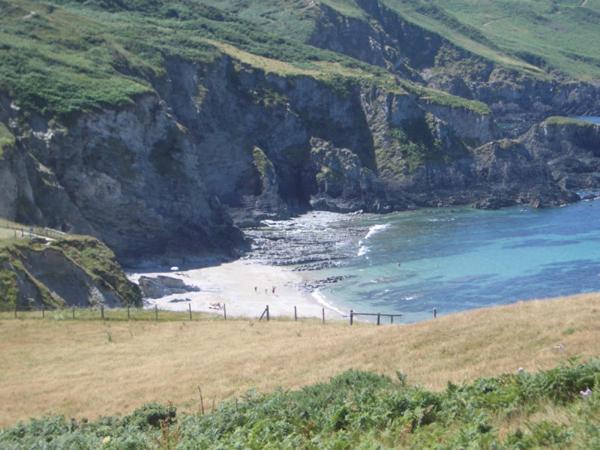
left=309, top=0, right=600, bottom=136
left=0, top=52, right=590, bottom=262
left=0, top=234, right=142, bottom=310
left=0, top=0, right=598, bottom=265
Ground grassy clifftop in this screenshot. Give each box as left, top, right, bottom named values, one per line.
left=2, top=0, right=594, bottom=120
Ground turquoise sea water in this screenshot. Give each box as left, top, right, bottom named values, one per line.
left=317, top=199, right=600, bottom=322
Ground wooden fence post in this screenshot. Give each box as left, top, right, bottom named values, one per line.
left=42, top=305, right=45, bottom=319
left=391, top=315, right=394, bottom=324
left=127, top=305, right=131, bottom=320
left=294, top=306, right=297, bottom=321
left=433, top=308, right=437, bottom=319
left=101, top=305, right=105, bottom=320
left=155, top=305, right=158, bottom=321
left=188, top=303, right=192, bottom=321
left=322, top=307, right=325, bottom=324
left=223, top=304, right=227, bottom=321
left=266, top=305, right=270, bottom=322
left=377, top=313, right=381, bottom=326
left=350, top=310, right=353, bottom=326
left=72, top=306, right=75, bottom=320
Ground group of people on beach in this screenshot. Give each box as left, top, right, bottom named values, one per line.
left=254, top=286, right=277, bottom=295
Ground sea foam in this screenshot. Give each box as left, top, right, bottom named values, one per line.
left=312, top=288, right=346, bottom=316
left=357, top=223, right=390, bottom=257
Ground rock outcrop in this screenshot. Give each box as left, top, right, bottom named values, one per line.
left=138, top=275, right=200, bottom=299
left=0, top=236, right=142, bottom=310
left=308, top=0, right=600, bottom=136
left=0, top=51, right=589, bottom=263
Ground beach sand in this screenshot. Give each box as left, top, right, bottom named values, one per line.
left=129, top=260, right=346, bottom=320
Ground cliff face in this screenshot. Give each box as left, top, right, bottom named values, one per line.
left=522, top=119, right=600, bottom=191
left=0, top=235, right=142, bottom=310
left=0, top=50, right=588, bottom=262
left=308, top=0, right=600, bottom=136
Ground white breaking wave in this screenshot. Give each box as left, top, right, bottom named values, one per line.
left=357, top=245, right=369, bottom=257
left=357, top=223, right=390, bottom=256
left=312, top=288, right=346, bottom=316
left=364, top=223, right=390, bottom=240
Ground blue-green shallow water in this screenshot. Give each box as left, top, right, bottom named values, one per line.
left=318, top=199, right=600, bottom=323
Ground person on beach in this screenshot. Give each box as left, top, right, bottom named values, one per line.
left=265, top=288, right=268, bottom=295
left=254, top=286, right=257, bottom=293
left=272, top=286, right=276, bottom=295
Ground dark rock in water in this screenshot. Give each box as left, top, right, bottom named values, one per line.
left=242, top=212, right=365, bottom=268
left=302, top=275, right=356, bottom=292
left=138, top=276, right=199, bottom=299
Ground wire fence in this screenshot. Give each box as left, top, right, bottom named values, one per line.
left=0, top=218, right=67, bottom=241
left=0, top=303, right=439, bottom=325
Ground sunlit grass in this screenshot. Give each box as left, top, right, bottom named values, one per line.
left=1, top=292, right=599, bottom=426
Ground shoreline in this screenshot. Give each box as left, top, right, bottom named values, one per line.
left=128, top=259, right=346, bottom=320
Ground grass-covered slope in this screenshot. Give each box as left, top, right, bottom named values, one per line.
left=0, top=0, right=387, bottom=117
left=2, top=0, right=596, bottom=120
left=1, top=361, right=599, bottom=449
left=201, top=0, right=600, bottom=79
left=0, top=294, right=598, bottom=428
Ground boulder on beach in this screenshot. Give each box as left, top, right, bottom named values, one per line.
left=138, top=275, right=200, bottom=299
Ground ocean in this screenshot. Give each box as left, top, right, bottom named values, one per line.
left=249, top=196, right=600, bottom=322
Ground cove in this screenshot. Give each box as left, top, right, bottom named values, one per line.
left=316, top=197, right=600, bottom=322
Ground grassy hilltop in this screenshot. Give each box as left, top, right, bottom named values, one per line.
left=1, top=0, right=599, bottom=118
left=1, top=294, right=599, bottom=447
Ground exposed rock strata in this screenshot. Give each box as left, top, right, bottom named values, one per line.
left=0, top=236, right=142, bottom=309
left=0, top=52, right=596, bottom=263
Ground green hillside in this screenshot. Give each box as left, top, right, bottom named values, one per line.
left=1, top=0, right=598, bottom=118
left=200, top=0, right=600, bottom=79
left=386, top=0, right=600, bottom=79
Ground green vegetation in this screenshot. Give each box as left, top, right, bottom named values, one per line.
left=1, top=359, right=599, bottom=449
left=53, top=236, right=142, bottom=307
left=0, top=122, right=15, bottom=158
left=0, top=232, right=141, bottom=309
left=0, top=0, right=389, bottom=118
left=5, top=0, right=586, bottom=122
left=192, top=0, right=600, bottom=79
left=252, top=146, right=272, bottom=179
left=381, top=115, right=467, bottom=174
left=543, top=116, right=598, bottom=127
left=0, top=306, right=220, bottom=322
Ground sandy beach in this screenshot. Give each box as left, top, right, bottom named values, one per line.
left=129, top=260, right=346, bottom=319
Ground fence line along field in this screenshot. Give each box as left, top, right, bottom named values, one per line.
left=1, top=292, right=599, bottom=428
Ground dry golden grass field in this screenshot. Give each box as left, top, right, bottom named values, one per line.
left=1, top=294, right=600, bottom=427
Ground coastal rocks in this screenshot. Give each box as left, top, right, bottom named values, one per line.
left=138, top=275, right=200, bottom=299
left=0, top=43, right=594, bottom=266
left=301, top=275, right=356, bottom=292
left=305, top=138, right=390, bottom=213
left=307, top=0, right=600, bottom=136
left=0, top=236, right=141, bottom=310
left=518, top=118, right=600, bottom=192
left=0, top=92, right=245, bottom=263
left=243, top=212, right=364, bottom=268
